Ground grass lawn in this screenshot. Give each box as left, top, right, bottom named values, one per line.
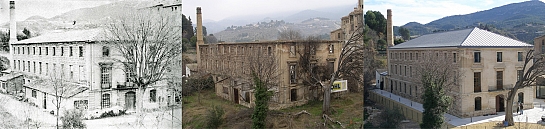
left=182, top=89, right=364, bottom=128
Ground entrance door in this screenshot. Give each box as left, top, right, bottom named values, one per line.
left=233, top=88, right=239, bottom=104
left=125, top=91, right=136, bottom=111
left=380, top=81, right=384, bottom=90
left=496, top=95, right=505, bottom=112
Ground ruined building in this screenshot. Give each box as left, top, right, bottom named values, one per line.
left=196, top=7, right=343, bottom=109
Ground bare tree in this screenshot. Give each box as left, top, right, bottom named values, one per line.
left=105, top=7, right=182, bottom=118
left=504, top=49, right=545, bottom=126
left=310, top=25, right=367, bottom=115
left=296, top=36, right=330, bottom=101
left=278, top=29, right=303, bottom=41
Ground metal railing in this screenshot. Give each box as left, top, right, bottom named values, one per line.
left=488, top=84, right=513, bottom=92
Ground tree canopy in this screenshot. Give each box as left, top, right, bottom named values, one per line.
left=364, top=10, right=387, bottom=35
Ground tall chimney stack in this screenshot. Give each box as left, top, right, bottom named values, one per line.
left=358, top=0, right=364, bottom=10
left=387, top=9, right=394, bottom=47
left=196, top=7, right=203, bottom=68
left=9, top=1, right=16, bottom=69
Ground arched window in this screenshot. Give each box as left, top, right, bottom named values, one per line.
left=475, top=97, right=481, bottom=111
left=102, top=46, right=110, bottom=57
left=102, top=93, right=110, bottom=108
left=150, top=89, right=157, bottom=102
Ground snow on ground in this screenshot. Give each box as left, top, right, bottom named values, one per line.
left=371, top=89, right=545, bottom=127
left=0, top=93, right=182, bottom=129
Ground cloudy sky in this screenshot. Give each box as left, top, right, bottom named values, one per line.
left=183, top=0, right=545, bottom=26
left=0, top=0, right=115, bottom=23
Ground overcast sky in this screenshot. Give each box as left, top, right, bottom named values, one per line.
left=0, top=0, right=115, bottom=23
left=183, top=0, right=545, bottom=26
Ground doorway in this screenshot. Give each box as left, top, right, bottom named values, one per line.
left=233, top=88, right=239, bottom=104
left=496, top=95, right=505, bottom=112
left=125, top=91, right=136, bottom=111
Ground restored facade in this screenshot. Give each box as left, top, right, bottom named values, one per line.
left=386, top=27, right=534, bottom=118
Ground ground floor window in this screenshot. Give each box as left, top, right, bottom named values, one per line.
left=32, top=90, right=37, bottom=98
left=150, top=89, right=157, bottom=103
left=101, top=93, right=110, bottom=108
left=475, top=97, right=481, bottom=111
left=74, top=100, right=88, bottom=109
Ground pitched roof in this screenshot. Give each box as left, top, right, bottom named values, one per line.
left=0, top=72, right=22, bottom=81
left=16, top=28, right=107, bottom=44
left=390, top=27, right=532, bottom=49
left=24, top=79, right=88, bottom=98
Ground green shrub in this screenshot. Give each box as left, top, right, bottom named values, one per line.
left=205, top=105, right=225, bottom=129
left=379, top=108, right=405, bottom=128
left=61, top=109, right=86, bottom=129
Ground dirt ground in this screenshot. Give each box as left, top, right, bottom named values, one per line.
left=182, top=89, right=365, bottom=129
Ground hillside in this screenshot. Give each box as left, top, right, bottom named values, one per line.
left=1, top=1, right=160, bottom=35
left=399, top=0, right=545, bottom=43
left=213, top=18, right=339, bottom=42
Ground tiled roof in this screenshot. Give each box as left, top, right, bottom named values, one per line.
left=24, top=79, right=88, bottom=98
left=390, top=27, right=532, bottom=49
left=16, top=28, right=106, bottom=44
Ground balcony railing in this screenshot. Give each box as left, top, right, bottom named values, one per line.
left=488, top=84, right=513, bottom=92
left=115, top=82, right=137, bottom=90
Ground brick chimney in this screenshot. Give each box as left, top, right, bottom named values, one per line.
left=9, top=1, right=16, bottom=70
left=387, top=9, right=394, bottom=47
left=196, top=7, right=203, bottom=68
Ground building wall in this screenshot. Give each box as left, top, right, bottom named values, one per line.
left=199, top=40, right=342, bottom=109
left=12, top=42, right=172, bottom=112
left=386, top=47, right=534, bottom=118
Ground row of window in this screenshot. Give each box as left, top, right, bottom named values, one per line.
left=99, top=64, right=134, bottom=89
left=391, top=51, right=457, bottom=62
left=201, top=46, right=274, bottom=56
left=473, top=70, right=523, bottom=92
left=391, top=80, right=417, bottom=97
left=473, top=51, right=524, bottom=63
left=14, top=59, right=84, bottom=81
left=14, top=46, right=85, bottom=57
left=391, top=51, right=525, bottom=63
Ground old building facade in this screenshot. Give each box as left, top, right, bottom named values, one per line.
left=199, top=40, right=342, bottom=109
left=12, top=29, right=174, bottom=113
left=386, top=27, right=534, bottom=118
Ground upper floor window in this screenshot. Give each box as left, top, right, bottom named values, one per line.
left=100, top=64, right=112, bottom=89
left=289, top=64, right=296, bottom=84
left=329, top=44, right=334, bottom=53
left=497, top=52, right=502, bottom=62
left=45, top=47, right=48, bottom=55
left=61, top=47, right=64, bottom=56
left=52, top=47, right=56, bottom=56
left=453, top=53, right=457, bottom=63
left=39, top=47, right=42, bottom=55
left=70, top=46, right=73, bottom=56
left=518, top=52, right=523, bottom=62
left=474, top=51, right=481, bottom=63
left=474, top=72, right=481, bottom=92
left=79, top=46, right=84, bottom=57
left=33, top=47, right=35, bottom=55
left=103, top=46, right=110, bottom=57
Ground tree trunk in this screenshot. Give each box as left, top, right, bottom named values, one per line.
left=505, top=86, right=520, bottom=126
left=136, top=87, right=146, bottom=124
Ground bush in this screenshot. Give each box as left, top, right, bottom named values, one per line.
left=61, top=109, right=86, bottom=129
left=379, top=108, right=405, bottom=128
left=83, top=106, right=126, bottom=120
left=205, top=105, right=225, bottom=129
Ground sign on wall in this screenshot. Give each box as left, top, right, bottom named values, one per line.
left=331, top=80, right=347, bottom=93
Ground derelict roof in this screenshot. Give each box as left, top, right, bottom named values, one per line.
left=16, top=28, right=107, bottom=44
left=390, top=27, right=532, bottom=49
